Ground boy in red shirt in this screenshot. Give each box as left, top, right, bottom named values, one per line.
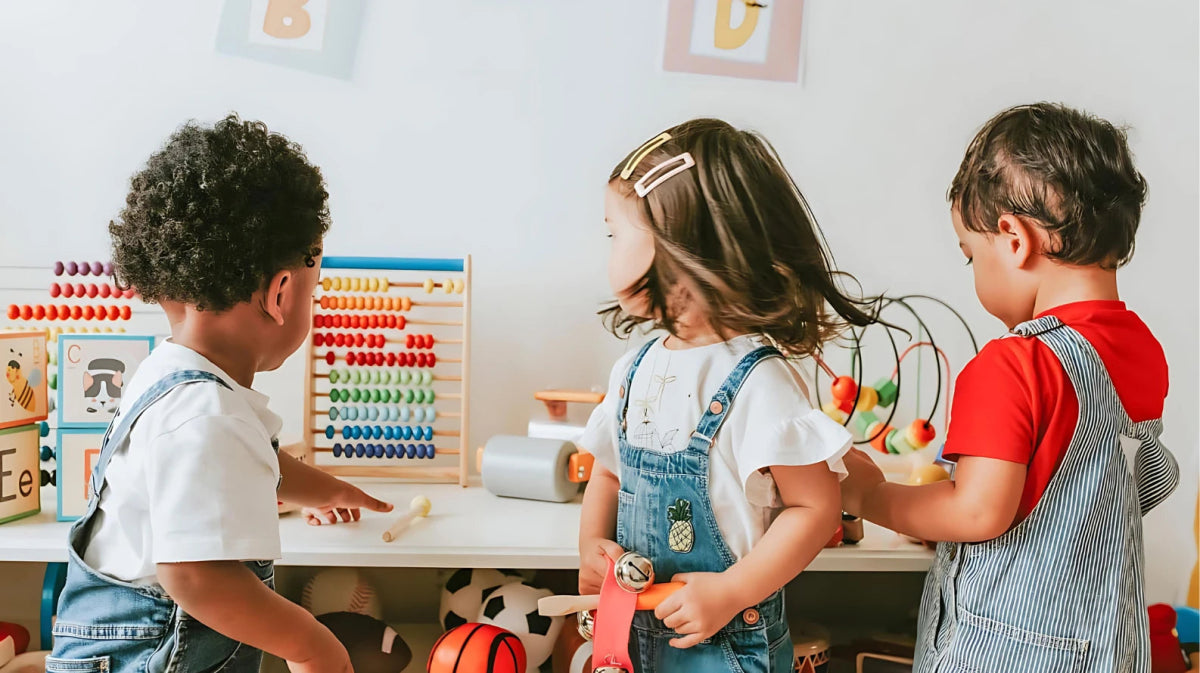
left=841, top=102, right=1179, bottom=673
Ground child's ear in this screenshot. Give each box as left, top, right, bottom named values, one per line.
left=995, top=213, right=1037, bottom=269
left=262, top=270, right=292, bottom=326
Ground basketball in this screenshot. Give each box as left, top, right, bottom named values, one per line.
left=428, top=623, right=526, bottom=673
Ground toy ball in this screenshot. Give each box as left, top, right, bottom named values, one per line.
left=439, top=568, right=525, bottom=631
left=315, top=612, right=411, bottom=673
left=908, top=463, right=951, bottom=486
left=0, top=622, right=29, bottom=659
left=428, top=623, right=526, bottom=673
left=476, top=582, right=562, bottom=673
left=552, top=614, right=593, bottom=673
left=301, top=568, right=382, bottom=620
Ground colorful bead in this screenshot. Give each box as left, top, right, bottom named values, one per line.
left=886, top=429, right=915, bottom=455
left=907, top=420, right=936, bottom=449
left=831, top=376, right=857, bottom=402
left=854, top=387, right=879, bottom=412
left=821, top=401, right=847, bottom=424
left=329, top=407, right=339, bottom=421
left=852, top=410, right=879, bottom=436
left=868, top=424, right=895, bottom=453
left=65, top=261, right=78, bottom=276
left=874, top=377, right=898, bottom=408
left=54, top=261, right=64, bottom=276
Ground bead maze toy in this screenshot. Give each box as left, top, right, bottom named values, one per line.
left=295, top=256, right=472, bottom=485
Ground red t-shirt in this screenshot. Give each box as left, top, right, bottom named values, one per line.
left=943, top=301, right=1168, bottom=522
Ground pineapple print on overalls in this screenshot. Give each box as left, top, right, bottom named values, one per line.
left=614, top=339, right=795, bottom=673
left=667, top=498, right=694, bottom=553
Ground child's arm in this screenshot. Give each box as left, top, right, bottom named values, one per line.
left=654, top=462, right=840, bottom=648
left=578, top=462, right=625, bottom=594
left=276, top=452, right=394, bottom=524
left=158, top=560, right=350, bottom=673
left=841, top=449, right=1025, bottom=542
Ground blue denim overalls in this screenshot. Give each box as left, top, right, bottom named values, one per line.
left=48, top=370, right=275, bottom=673
left=914, top=317, right=1179, bottom=673
left=615, top=339, right=793, bottom=673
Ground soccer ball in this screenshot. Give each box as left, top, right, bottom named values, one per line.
left=476, top=582, right=562, bottom=673
left=439, top=568, right=524, bottom=631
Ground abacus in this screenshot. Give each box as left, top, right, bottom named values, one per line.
left=300, top=256, right=472, bottom=486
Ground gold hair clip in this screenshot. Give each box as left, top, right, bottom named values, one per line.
left=634, top=152, right=695, bottom=197
left=620, top=132, right=673, bottom=179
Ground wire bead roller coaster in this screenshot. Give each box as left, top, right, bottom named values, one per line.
left=296, top=256, right=472, bottom=486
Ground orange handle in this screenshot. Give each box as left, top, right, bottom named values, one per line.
left=635, top=581, right=685, bottom=610
left=534, top=390, right=606, bottom=405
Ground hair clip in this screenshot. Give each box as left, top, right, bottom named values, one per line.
left=620, top=132, right=673, bottom=179
left=634, top=152, right=695, bottom=197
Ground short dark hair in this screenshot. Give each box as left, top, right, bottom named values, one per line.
left=110, top=113, right=330, bottom=312
left=949, top=102, right=1147, bottom=269
left=603, top=118, right=880, bottom=357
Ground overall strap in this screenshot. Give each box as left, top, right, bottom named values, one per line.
left=617, top=339, right=659, bottom=435
left=690, top=346, right=782, bottom=449
left=89, top=370, right=231, bottom=501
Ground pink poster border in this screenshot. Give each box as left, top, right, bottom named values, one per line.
left=663, top=0, right=805, bottom=83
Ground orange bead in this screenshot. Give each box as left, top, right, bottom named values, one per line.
left=401, top=296, right=412, bottom=312
left=907, top=420, right=936, bottom=449
left=869, top=424, right=895, bottom=453
left=119, top=306, right=131, bottom=320
left=34, top=305, right=46, bottom=320
left=831, top=376, right=857, bottom=402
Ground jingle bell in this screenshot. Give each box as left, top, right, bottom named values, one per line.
left=614, top=551, right=654, bottom=593
left=593, top=667, right=629, bottom=673
left=577, top=609, right=595, bottom=641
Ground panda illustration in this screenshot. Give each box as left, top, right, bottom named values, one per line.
left=83, top=358, right=126, bottom=415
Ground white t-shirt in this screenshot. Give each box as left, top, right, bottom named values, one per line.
left=82, top=341, right=284, bottom=585
left=580, top=335, right=852, bottom=560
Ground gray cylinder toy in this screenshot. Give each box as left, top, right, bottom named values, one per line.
left=479, top=435, right=581, bottom=503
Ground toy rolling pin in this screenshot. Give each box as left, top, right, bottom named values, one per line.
left=381, top=495, right=431, bottom=542
left=537, top=581, right=684, bottom=617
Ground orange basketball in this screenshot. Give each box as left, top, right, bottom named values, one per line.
left=428, top=623, right=526, bottom=673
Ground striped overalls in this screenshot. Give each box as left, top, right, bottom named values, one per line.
left=915, top=316, right=1179, bottom=673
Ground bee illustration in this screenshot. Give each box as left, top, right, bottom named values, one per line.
left=5, top=349, right=41, bottom=413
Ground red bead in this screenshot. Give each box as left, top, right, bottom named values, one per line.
left=74, top=284, right=86, bottom=298
left=909, top=419, right=937, bottom=445
left=99, top=284, right=111, bottom=298
left=831, top=376, right=858, bottom=402
left=313, top=334, right=324, bottom=347
left=330, top=333, right=341, bottom=347
left=33, top=305, right=45, bottom=320
left=367, top=315, right=377, bottom=329
left=110, top=284, right=120, bottom=297
left=408, top=352, right=419, bottom=367
left=108, top=305, right=120, bottom=320
left=70, top=306, right=82, bottom=320
left=417, top=353, right=428, bottom=367
left=83, top=306, right=95, bottom=320
left=49, top=283, right=61, bottom=298
left=346, top=352, right=357, bottom=366
left=386, top=315, right=396, bottom=328
left=86, top=284, right=98, bottom=298
left=382, top=352, right=393, bottom=366
left=5, top=305, right=17, bottom=320
left=59, top=304, right=70, bottom=320
left=427, top=353, right=436, bottom=367
left=124, top=288, right=136, bottom=299
left=46, top=305, right=58, bottom=320
left=426, top=334, right=434, bottom=348
left=326, top=351, right=336, bottom=365
left=354, top=333, right=365, bottom=347
left=406, top=334, right=415, bottom=349
left=119, top=306, right=131, bottom=320
left=396, top=316, right=406, bottom=330
left=349, top=315, right=359, bottom=329
left=62, top=284, right=75, bottom=298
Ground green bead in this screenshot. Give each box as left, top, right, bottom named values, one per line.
left=426, top=389, right=435, bottom=404
left=49, top=372, right=58, bottom=390
left=422, top=371, right=433, bottom=385
left=329, top=370, right=340, bottom=384
left=852, top=410, right=879, bottom=436
left=397, top=370, right=409, bottom=385
left=886, top=428, right=914, bottom=454
left=418, top=389, right=429, bottom=404
left=334, top=388, right=345, bottom=403
left=874, top=377, right=898, bottom=408
left=380, top=370, right=391, bottom=384
left=370, top=389, right=382, bottom=403
left=370, top=370, right=380, bottom=384
left=350, top=388, right=361, bottom=402
left=405, top=389, right=415, bottom=404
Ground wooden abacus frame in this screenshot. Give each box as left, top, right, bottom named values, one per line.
left=301, top=256, right=471, bottom=487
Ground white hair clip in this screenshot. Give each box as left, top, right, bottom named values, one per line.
left=633, top=152, right=695, bottom=197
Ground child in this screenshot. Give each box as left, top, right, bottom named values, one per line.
left=578, top=119, right=877, bottom=672
left=841, top=103, right=1180, bottom=673
left=48, top=115, right=393, bottom=673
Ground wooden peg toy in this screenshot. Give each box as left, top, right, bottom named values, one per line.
left=382, top=495, right=431, bottom=542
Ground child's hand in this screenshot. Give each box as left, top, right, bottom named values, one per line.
left=840, top=448, right=886, bottom=516
left=302, top=480, right=393, bottom=526
left=578, top=538, right=625, bottom=594
left=654, top=572, right=742, bottom=649
left=287, top=626, right=352, bottom=673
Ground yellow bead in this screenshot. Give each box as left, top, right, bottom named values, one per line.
left=351, top=277, right=361, bottom=291
left=331, top=276, right=342, bottom=291
left=321, top=278, right=332, bottom=291
left=821, top=401, right=847, bottom=424
left=443, top=278, right=454, bottom=294
left=854, top=387, right=879, bottom=412
left=453, top=278, right=465, bottom=294
left=423, top=278, right=435, bottom=294
left=380, top=276, right=389, bottom=290
left=368, top=277, right=379, bottom=292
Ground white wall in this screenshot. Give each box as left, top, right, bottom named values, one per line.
left=0, top=1, right=1195, bottom=603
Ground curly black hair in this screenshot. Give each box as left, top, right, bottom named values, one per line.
left=110, top=113, right=330, bottom=312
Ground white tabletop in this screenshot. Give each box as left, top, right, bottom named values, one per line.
left=0, top=484, right=933, bottom=571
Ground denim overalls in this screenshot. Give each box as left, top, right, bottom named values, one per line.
left=615, top=339, right=793, bottom=673
left=914, top=317, right=1179, bottom=673
left=48, top=370, right=275, bottom=673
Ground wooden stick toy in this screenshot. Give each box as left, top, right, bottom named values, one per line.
left=381, top=495, right=431, bottom=542
left=537, top=581, right=684, bottom=617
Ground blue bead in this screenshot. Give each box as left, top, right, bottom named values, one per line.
left=427, top=444, right=436, bottom=459
left=326, top=425, right=335, bottom=439
left=40, top=445, right=53, bottom=461
left=423, top=426, right=434, bottom=441
left=329, top=407, right=339, bottom=421
left=406, top=444, right=417, bottom=459
left=355, top=426, right=366, bottom=439
left=374, top=425, right=385, bottom=440
left=385, top=444, right=396, bottom=458
left=345, top=407, right=357, bottom=421
left=401, top=426, right=412, bottom=440
left=355, top=443, right=366, bottom=458
left=373, top=444, right=384, bottom=458
left=414, top=444, right=425, bottom=459
left=368, top=406, right=379, bottom=421
left=332, top=443, right=343, bottom=458
left=388, top=406, right=399, bottom=421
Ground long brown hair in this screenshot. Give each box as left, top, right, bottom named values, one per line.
left=602, top=118, right=880, bottom=357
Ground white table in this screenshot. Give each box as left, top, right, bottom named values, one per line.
left=0, top=483, right=932, bottom=571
